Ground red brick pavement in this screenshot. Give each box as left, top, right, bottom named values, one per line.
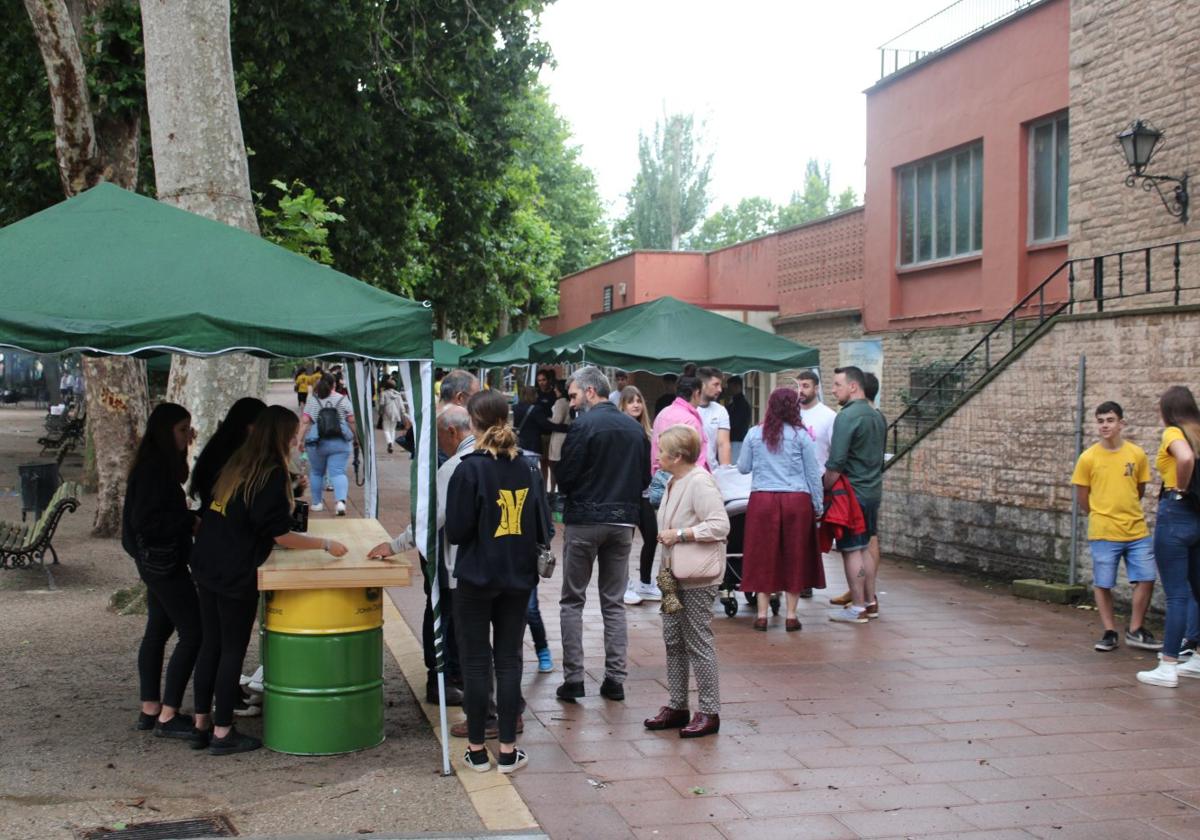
left=343, top=420, right=1200, bottom=840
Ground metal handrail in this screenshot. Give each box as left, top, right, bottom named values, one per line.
left=884, top=237, right=1200, bottom=467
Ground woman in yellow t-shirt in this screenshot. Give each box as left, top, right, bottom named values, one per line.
left=1138, top=386, right=1200, bottom=687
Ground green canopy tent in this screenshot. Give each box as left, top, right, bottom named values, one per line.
left=0, top=183, right=453, bottom=773
left=433, top=339, right=471, bottom=368
left=462, top=328, right=549, bottom=367
left=528, top=296, right=819, bottom=373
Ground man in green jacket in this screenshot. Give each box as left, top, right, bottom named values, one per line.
left=824, top=366, right=885, bottom=624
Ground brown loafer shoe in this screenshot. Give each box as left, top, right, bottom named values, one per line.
left=450, top=714, right=524, bottom=740
left=643, top=706, right=690, bottom=731
left=785, top=618, right=802, bottom=632
left=680, top=712, right=720, bottom=738
left=865, top=601, right=879, bottom=619
left=753, top=618, right=768, bottom=631
left=830, top=590, right=852, bottom=606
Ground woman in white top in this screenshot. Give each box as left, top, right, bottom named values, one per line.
left=546, top=380, right=571, bottom=492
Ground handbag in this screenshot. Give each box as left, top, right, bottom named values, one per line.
left=660, top=473, right=726, bottom=582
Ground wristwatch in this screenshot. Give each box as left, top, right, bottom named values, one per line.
left=676, top=529, right=685, bottom=543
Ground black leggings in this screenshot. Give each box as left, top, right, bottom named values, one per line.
left=637, top=497, right=659, bottom=585
left=138, top=568, right=203, bottom=708
left=453, top=581, right=529, bottom=744
left=193, top=585, right=259, bottom=727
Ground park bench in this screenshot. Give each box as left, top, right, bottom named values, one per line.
left=38, top=416, right=85, bottom=464
left=0, top=480, right=81, bottom=588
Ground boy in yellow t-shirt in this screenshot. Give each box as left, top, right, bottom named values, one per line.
left=1071, top=401, right=1158, bottom=653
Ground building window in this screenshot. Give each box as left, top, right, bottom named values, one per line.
left=1030, top=114, right=1068, bottom=243
left=602, top=285, right=613, bottom=312
left=898, top=143, right=983, bottom=267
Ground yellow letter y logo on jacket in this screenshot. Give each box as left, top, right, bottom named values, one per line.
left=494, top=488, right=528, bottom=537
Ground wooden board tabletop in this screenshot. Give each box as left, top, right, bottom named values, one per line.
left=257, top=518, right=414, bottom=591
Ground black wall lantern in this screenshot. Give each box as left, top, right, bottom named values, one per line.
left=1117, top=119, right=1189, bottom=223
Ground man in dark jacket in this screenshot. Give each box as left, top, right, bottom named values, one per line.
left=555, top=366, right=651, bottom=703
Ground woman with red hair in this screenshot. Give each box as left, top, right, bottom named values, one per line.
left=736, top=387, right=825, bottom=631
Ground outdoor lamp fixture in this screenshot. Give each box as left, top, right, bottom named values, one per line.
left=1117, top=119, right=1189, bottom=223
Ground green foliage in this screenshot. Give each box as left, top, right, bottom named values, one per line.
left=256, top=179, right=346, bottom=264
left=685, top=159, right=861, bottom=252
left=615, top=113, right=712, bottom=251
left=84, top=0, right=144, bottom=120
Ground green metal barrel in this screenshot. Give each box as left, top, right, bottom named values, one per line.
left=262, top=588, right=385, bottom=755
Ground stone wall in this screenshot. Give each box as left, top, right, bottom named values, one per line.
left=882, top=306, right=1200, bottom=606
left=1070, top=0, right=1200, bottom=279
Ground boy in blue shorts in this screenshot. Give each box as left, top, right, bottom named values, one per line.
left=1071, top=401, right=1160, bottom=652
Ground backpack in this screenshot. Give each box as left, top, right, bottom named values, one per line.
left=317, top=397, right=346, bottom=439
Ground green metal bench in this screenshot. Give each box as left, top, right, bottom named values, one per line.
left=0, top=480, right=81, bottom=588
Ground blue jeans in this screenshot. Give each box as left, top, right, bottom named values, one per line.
left=1153, top=496, right=1200, bottom=657
left=306, top=437, right=351, bottom=503
left=526, top=586, right=548, bottom=652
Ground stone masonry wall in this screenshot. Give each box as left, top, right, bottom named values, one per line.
left=1070, top=0, right=1200, bottom=293
left=882, top=306, right=1200, bottom=607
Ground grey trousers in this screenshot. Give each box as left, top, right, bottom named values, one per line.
left=559, top=523, right=634, bottom=684
left=662, top=585, right=721, bottom=715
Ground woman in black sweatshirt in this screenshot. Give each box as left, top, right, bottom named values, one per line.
left=121, top=402, right=204, bottom=743
left=190, top=405, right=348, bottom=755
left=188, top=397, right=267, bottom=511
left=445, top=390, right=550, bottom=775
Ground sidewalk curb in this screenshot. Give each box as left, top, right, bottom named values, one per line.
left=381, top=594, right=539, bottom=833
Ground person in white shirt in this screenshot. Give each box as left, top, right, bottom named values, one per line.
left=696, top=367, right=731, bottom=467
left=608, top=370, right=630, bottom=405
left=796, top=370, right=836, bottom=472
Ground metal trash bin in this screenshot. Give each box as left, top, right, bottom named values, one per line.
left=19, top=462, right=60, bottom=521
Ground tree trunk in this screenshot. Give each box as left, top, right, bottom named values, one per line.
left=25, top=0, right=150, bottom=536
left=141, top=0, right=267, bottom=445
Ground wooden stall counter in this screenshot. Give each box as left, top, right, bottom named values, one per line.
left=255, top=518, right=413, bottom=756
left=257, top=518, right=412, bottom=591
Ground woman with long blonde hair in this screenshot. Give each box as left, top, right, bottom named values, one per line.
left=619, top=385, right=661, bottom=605
left=1139, top=386, right=1200, bottom=687
left=445, top=390, right=551, bottom=774
left=191, top=405, right=348, bottom=755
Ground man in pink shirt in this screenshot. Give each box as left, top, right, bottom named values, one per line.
left=651, top=375, right=710, bottom=472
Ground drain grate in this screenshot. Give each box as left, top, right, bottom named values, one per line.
left=77, top=815, right=237, bottom=839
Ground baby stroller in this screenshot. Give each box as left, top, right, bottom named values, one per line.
left=713, top=466, right=779, bottom=618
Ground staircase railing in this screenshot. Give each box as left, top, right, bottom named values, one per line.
left=885, top=237, right=1200, bottom=468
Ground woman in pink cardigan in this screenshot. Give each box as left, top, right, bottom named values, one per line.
left=644, top=424, right=730, bottom=739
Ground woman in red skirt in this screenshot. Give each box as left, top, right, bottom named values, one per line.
left=736, top=387, right=825, bottom=631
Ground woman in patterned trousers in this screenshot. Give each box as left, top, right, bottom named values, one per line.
left=644, top=424, right=729, bottom=738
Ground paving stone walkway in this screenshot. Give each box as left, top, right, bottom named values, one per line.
left=389, top=540, right=1200, bottom=840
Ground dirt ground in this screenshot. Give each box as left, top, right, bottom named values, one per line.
left=0, top=394, right=483, bottom=840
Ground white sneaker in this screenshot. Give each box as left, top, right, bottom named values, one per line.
left=1177, top=657, right=1200, bottom=679
left=336, top=500, right=346, bottom=516
left=623, top=582, right=643, bottom=605
left=1137, top=660, right=1178, bottom=687
left=829, top=606, right=869, bottom=624
left=240, top=666, right=264, bottom=694
left=637, top=581, right=663, bottom=601
left=311, top=502, right=325, bottom=512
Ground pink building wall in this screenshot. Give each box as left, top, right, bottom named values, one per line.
left=862, top=0, right=1069, bottom=332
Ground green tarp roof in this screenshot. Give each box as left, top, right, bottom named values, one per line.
left=433, top=339, right=471, bottom=367
left=529, top=296, right=818, bottom=374
left=0, top=183, right=433, bottom=361
left=462, top=329, right=549, bottom=367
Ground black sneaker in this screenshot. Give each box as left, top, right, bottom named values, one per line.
left=154, top=713, right=197, bottom=740
left=1126, top=627, right=1163, bottom=651
left=1181, top=638, right=1197, bottom=658
left=1094, top=630, right=1119, bottom=652
left=462, top=747, right=490, bottom=773
left=135, top=712, right=157, bottom=731
left=497, top=747, right=528, bottom=775
left=208, top=727, right=262, bottom=756
left=599, top=678, right=625, bottom=701
left=188, top=728, right=212, bottom=750
left=556, top=681, right=585, bottom=703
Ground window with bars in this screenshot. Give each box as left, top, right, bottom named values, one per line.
left=1029, top=114, right=1068, bottom=243
left=898, top=143, right=983, bottom=267
left=602, top=285, right=613, bottom=312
